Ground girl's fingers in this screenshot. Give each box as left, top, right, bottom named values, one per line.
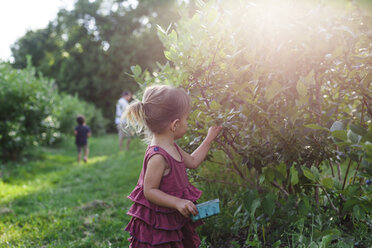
left=187, top=203, right=198, bottom=216
left=181, top=210, right=189, bottom=218
left=178, top=201, right=198, bottom=218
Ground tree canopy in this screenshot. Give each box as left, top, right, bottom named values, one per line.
left=11, top=0, right=189, bottom=123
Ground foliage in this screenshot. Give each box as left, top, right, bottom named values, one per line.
left=131, top=0, right=372, bottom=246
left=0, top=60, right=108, bottom=161
left=0, top=61, right=60, bottom=160
left=0, top=135, right=145, bottom=247
left=10, top=0, right=191, bottom=122
left=55, top=93, right=108, bottom=135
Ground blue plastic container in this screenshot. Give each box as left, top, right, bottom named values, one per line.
left=191, top=199, right=220, bottom=221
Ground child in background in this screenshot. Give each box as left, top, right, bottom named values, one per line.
left=124, top=85, right=222, bottom=248
left=74, top=115, right=91, bottom=163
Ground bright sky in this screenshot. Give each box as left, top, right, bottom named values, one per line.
left=0, top=0, right=75, bottom=62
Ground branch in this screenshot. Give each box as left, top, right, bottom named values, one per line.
left=194, top=176, right=246, bottom=187
left=271, top=181, right=289, bottom=198
left=306, top=108, right=321, bottom=117
left=215, top=138, right=249, bottom=184
left=198, top=82, right=210, bottom=109
left=362, top=97, right=372, bottom=119
left=352, top=156, right=363, bottom=184
left=328, top=159, right=335, bottom=178
left=223, top=132, right=246, bottom=158
left=320, top=185, right=339, bottom=213
left=342, top=158, right=352, bottom=190
left=360, top=99, right=364, bottom=126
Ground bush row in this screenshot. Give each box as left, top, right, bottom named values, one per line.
left=0, top=60, right=108, bottom=161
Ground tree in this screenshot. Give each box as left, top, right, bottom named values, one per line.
left=11, top=0, right=187, bottom=123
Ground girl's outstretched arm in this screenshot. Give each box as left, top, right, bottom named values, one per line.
left=143, top=154, right=198, bottom=218
left=180, top=126, right=222, bottom=169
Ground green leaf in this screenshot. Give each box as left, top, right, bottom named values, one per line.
left=130, top=65, right=142, bottom=77
left=331, top=130, right=347, bottom=141
left=273, top=167, right=286, bottom=182
left=347, top=129, right=361, bottom=144
left=349, top=152, right=359, bottom=162
left=353, top=205, right=363, bottom=221
left=272, top=241, right=281, bottom=248
left=168, top=30, right=178, bottom=42
left=304, top=124, right=329, bottom=131
left=299, top=197, right=311, bottom=215
left=321, top=177, right=334, bottom=189
left=290, top=166, right=299, bottom=185
left=342, top=198, right=359, bottom=212
left=265, top=81, right=282, bottom=101
left=333, top=178, right=342, bottom=190
left=277, top=162, right=286, bottom=178
left=365, top=131, right=372, bottom=142
left=330, top=121, right=345, bottom=132
left=262, top=193, right=276, bottom=217
left=296, top=80, right=307, bottom=97
left=307, top=241, right=318, bottom=248
left=302, top=167, right=316, bottom=181
left=310, top=166, right=320, bottom=181
left=263, top=167, right=275, bottom=181
left=250, top=198, right=261, bottom=219
left=233, top=204, right=242, bottom=217
left=320, top=235, right=333, bottom=248
left=349, top=124, right=367, bottom=136
left=364, top=141, right=372, bottom=152
left=164, top=51, right=172, bottom=61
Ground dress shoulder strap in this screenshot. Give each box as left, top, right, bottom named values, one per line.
left=144, top=146, right=172, bottom=168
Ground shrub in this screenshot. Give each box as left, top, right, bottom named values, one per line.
left=0, top=59, right=109, bottom=161
left=0, top=61, right=60, bottom=160
left=54, top=93, right=108, bottom=136
left=131, top=0, right=372, bottom=246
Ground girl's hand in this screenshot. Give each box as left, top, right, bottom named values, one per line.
left=206, top=126, right=223, bottom=142
left=175, top=199, right=198, bottom=218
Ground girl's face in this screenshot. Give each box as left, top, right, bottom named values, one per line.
left=174, top=111, right=189, bottom=139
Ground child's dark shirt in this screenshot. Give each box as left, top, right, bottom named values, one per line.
left=75, top=125, right=91, bottom=146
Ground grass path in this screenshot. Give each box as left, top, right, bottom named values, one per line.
left=0, top=135, right=145, bottom=247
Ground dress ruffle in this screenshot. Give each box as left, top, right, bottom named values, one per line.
left=126, top=184, right=203, bottom=247
left=126, top=218, right=202, bottom=247
left=128, top=237, right=184, bottom=248
left=128, top=183, right=202, bottom=213
left=126, top=218, right=183, bottom=245
left=128, top=203, right=185, bottom=230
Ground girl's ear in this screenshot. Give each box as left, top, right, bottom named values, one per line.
left=170, top=119, right=180, bottom=132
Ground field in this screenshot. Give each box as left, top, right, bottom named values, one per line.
left=0, top=135, right=145, bottom=247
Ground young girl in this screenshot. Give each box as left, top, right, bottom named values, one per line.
left=124, top=85, right=222, bottom=248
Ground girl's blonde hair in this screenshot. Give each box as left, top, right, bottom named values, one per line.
left=124, top=85, right=191, bottom=134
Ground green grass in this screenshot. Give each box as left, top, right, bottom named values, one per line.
left=0, top=135, right=145, bottom=247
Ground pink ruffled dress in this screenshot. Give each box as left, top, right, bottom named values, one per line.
left=125, top=145, right=203, bottom=248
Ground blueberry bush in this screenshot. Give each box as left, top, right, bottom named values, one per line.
left=130, top=0, right=372, bottom=246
